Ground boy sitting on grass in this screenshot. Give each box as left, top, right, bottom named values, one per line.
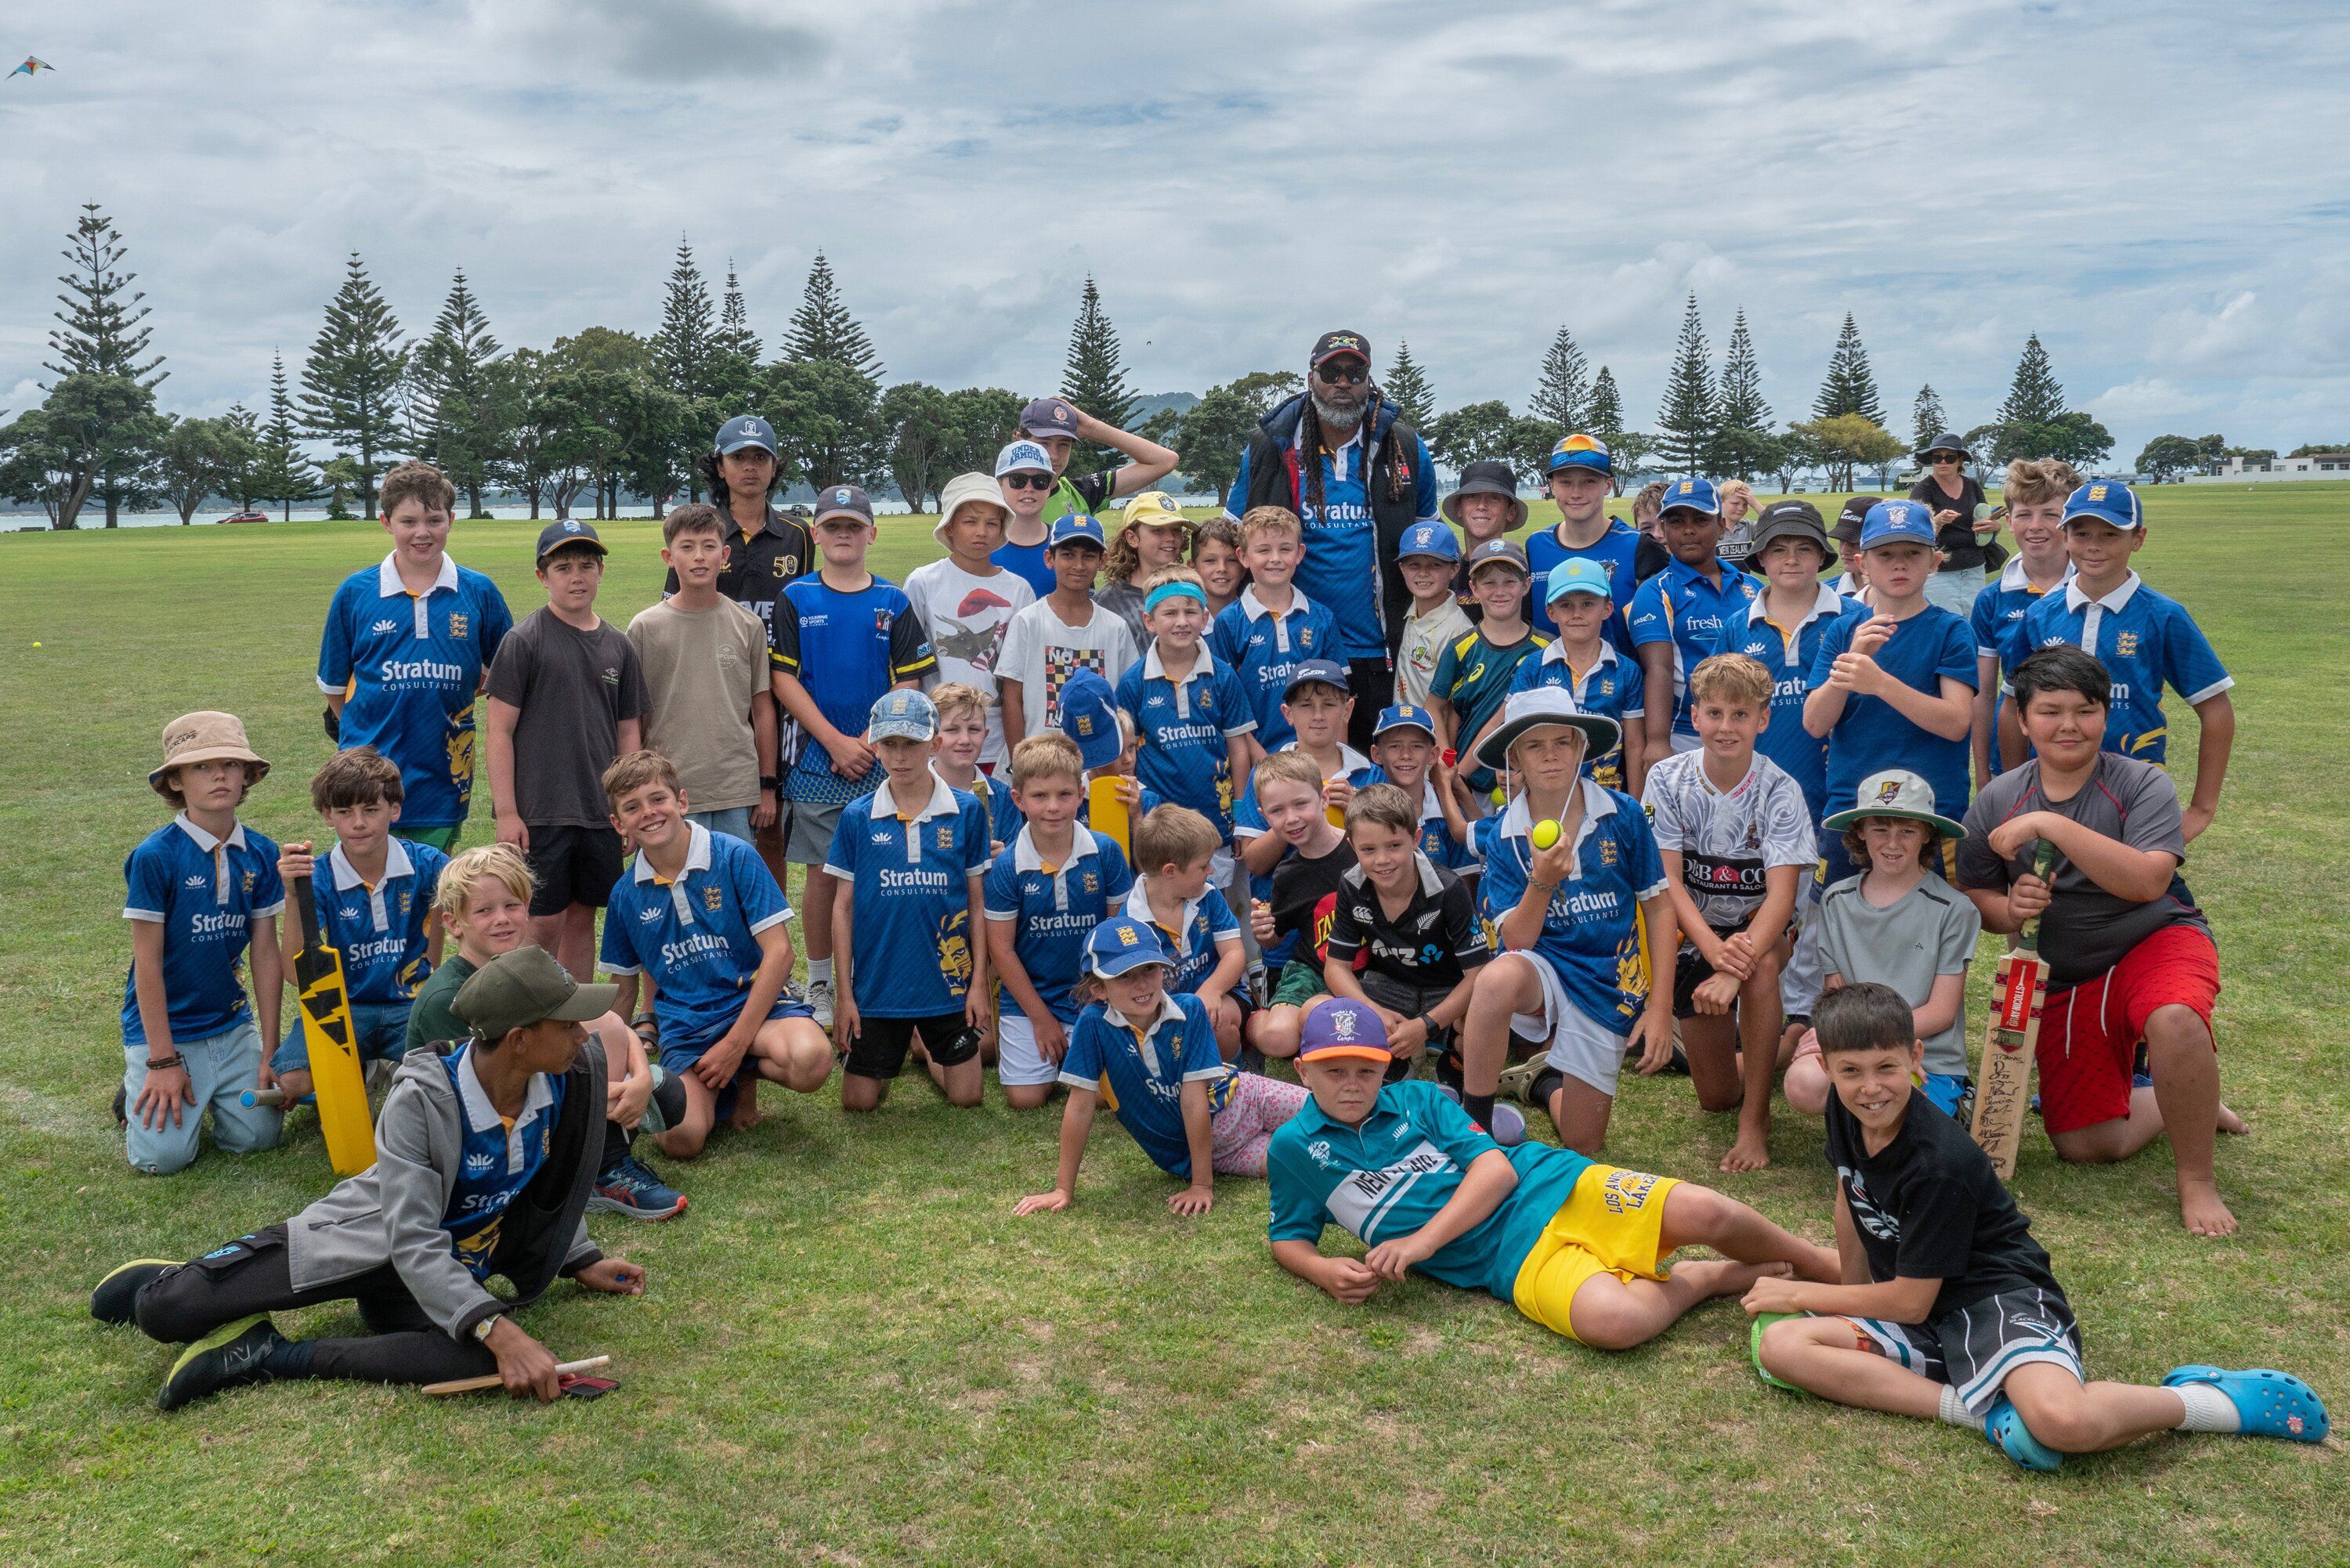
left=1747, top=982, right=2326, bottom=1470
left=1269, top=999, right=1842, bottom=1350
left=1122, top=804, right=1250, bottom=1057
left=598, top=750, right=833, bottom=1158
left=1014, top=917, right=1310, bottom=1216
left=1243, top=751, right=1361, bottom=1060
left=1510, top=558, right=1645, bottom=793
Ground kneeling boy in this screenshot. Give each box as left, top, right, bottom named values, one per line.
left=1270, top=1000, right=1840, bottom=1349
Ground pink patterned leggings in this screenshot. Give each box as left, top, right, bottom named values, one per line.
left=1209, top=1073, right=1311, bottom=1177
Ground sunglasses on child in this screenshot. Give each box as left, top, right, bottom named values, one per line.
left=1315, top=361, right=1369, bottom=385
left=1003, top=472, right=1054, bottom=490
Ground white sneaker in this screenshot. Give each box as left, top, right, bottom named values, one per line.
left=807, top=977, right=835, bottom=1030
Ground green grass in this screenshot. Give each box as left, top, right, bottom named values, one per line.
left=2, top=488, right=2345, bottom=1566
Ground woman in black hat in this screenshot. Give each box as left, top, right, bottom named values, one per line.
left=1907, top=433, right=2003, bottom=615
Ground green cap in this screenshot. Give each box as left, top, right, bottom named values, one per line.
left=452, top=946, right=616, bottom=1041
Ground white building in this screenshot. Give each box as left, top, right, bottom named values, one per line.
left=2187, top=453, right=2350, bottom=483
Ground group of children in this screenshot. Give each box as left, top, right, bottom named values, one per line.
left=98, top=412, right=2324, bottom=1476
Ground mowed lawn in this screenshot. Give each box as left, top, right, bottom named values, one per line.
left=2, top=484, right=2345, bottom=1568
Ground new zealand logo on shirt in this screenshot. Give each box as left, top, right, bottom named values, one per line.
left=1841, top=1167, right=1899, bottom=1241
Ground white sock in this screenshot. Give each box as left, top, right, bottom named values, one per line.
left=808, top=958, right=833, bottom=985
left=1939, top=1386, right=1976, bottom=1428
left=2173, top=1382, right=2241, bottom=1433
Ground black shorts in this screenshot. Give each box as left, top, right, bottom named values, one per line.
left=525, top=823, right=626, bottom=915
left=1674, top=921, right=1755, bottom=1018
left=1357, top=967, right=1463, bottom=1047
left=845, top=1012, right=979, bottom=1081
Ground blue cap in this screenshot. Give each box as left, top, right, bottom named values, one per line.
left=1086, top=916, right=1171, bottom=979
left=1372, top=703, right=1437, bottom=742
left=2062, top=479, right=2144, bottom=532
left=1859, top=499, right=1938, bottom=550
left=1296, top=998, right=1392, bottom=1062
left=1543, top=557, right=1613, bottom=604
left=1048, top=512, right=1108, bottom=551
left=1658, top=476, right=1719, bottom=517
left=1056, top=668, right=1123, bottom=770
left=1396, top=522, right=1461, bottom=563
left=534, top=517, right=606, bottom=563
left=867, top=688, right=938, bottom=745
left=1545, top=432, right=1614, bottom=476
left=1282, top=659, right=1351, bottom=704
left=995, top=439, right=1053, bottom=477
left=716, top=414, right=777, bottom=457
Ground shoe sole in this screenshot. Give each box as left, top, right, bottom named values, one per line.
left=91, top=1258, right=178, bottom=1325
left=1498, top=1059, right=1546, bottom=1105
left=587, top=1191, right=687, bottom=1222
left=159, top=1313, right=270, bottom=1410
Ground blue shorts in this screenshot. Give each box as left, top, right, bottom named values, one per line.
left=660, top=994, right=816, bottom=1121
left=686, top=806, right=755, bottom=845
left=124, top=1020, right=282, bottom=1176
left=271, top=999, right=412, bottom=1076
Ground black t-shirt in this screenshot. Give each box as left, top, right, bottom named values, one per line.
left=1632, top=533, right=1670, bottom=583
left=1907, top=475, right=1993, bottom=572
left=1269, top=840, right=1359, bottom=966
left=485, top=609, right=649, bottom=827
left=663, top=508, right=815, bottom=638
left=1824, top=1089, right=2063, bottom=1316
left=1323, top=855, right=1491, bottom=988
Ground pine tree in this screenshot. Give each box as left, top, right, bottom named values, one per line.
left=1529, top=327, right=1589, bottom=432
left=1656, top=294, right=1716, bottom=475
left=1912, top=383, right=1947, bottom=451
left=1586, top=367, right=1625, bottom=439
left=715, top=261, right=758, bottom=363
left=299, top=253, right=409, bottom=518
left=1383, top=340, right=1435, bottom=431
left=653, top=237, right=716, bottom=399
left=1813, top=313, right=1885, bottom=425
left=48, top=203, right=166, bottom=388
left=781, top=251, right=882, bottom=379
left=1998, top=334, right=2066, bottom=425
left=1705, top=309, right=1774, bottom=479
left=1058, top=277, right=1138, bottom=474
left=408, top=270, right=507, bottom=517
left=255, top=350, right=320, bottom=521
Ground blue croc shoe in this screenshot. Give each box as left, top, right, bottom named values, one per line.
left=2164, top=1366, right=2330, bottom=1443
left=1984, top=1394, right=2065, bottom=1472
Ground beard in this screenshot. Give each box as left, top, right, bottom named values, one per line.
left=1310, top=387, right=1367, bottom=432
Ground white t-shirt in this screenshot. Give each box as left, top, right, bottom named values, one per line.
left=996, top=596, right=1142, bottom=739
left=1641, top=749, right=1817, bottom=931
left=903, top=558, right=1036, bottom=764
left=1397, top=597, right=1474, bottom=710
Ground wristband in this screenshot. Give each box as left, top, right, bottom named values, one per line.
left=144, top=1053, right=185, bottom=1072
left=1527, top=880, right=1560, bottom=896
left=759, top=774, right=780, bottom=790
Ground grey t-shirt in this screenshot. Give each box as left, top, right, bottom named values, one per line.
left=1818, top=870, right=1982, bottom=1080
left=1956, top=753, right=2208, bottom=990
left=486, top=607, right=648, bottom=827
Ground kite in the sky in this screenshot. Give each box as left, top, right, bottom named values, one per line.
left=10, top=57, right=53, bottom=78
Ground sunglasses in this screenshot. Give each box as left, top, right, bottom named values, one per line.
left=1315, top=362, right=1368, bottom=385
left=1932, top=452, right=1962, bottom=464
left=1003, top=472, right=1054, bottom=491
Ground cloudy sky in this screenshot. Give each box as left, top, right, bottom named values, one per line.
left=4, top=0, right=2345, bottom=462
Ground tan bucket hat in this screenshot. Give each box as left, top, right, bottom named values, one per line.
left=150, top=711, right=270, bottom=795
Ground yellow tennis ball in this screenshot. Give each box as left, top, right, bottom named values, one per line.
left=30, top=641, right=41, bottom=648
left=1531, top=818, right=1561, bottom=851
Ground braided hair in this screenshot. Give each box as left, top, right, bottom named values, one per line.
left=1297, top=385, right=1412, bottom=517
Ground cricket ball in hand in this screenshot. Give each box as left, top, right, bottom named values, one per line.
left=1530, top=818, right=1562, bottom=851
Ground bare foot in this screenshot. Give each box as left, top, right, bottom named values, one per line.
left=728, top=1101, right=764, bottom=1133
left=2217, top=1103, right=2249, bottom=1136
left=2179, top=1179, right=2238, bottom=1237
left=1674, top=1258, right=1791, bottom=1301
left=1721, top=1130, right=1773, bottom=1173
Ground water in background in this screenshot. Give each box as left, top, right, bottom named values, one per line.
left=5, top=493, right=1231, bottom=530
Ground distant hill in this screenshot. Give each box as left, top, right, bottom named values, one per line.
left=1130, top=391, right=1199, bottom=425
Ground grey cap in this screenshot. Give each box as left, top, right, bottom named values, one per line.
left=453, top=946, right=616, bottom=1042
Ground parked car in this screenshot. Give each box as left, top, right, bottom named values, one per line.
left=217, top=510, right=269, bottom=524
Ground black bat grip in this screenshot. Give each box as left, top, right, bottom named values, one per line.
left=292, top=872, right=324, bottom=952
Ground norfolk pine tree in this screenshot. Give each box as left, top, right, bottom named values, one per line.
left=1586, top=367, right=1628, bottom=493
left=1912, top=384, right=1947, bottom=451
left=1530, top=327, right=1589, bottom=433
left=253, top=352, right=320, bottom=521
left=1060, top=277, right=1140, bottom=475
left=299, top=254, right=409, bottom=519
left=1813, top=313, right=1885, bottom=425
left=408, top=270, right=508, bottom=517
left=1707, top=309, right=1776, bottom=479
left=1656, top=293, right=1716, bottom=475
left=782, top=252, right=883, bottom=380
left=1382, top=341, right=1435, bottom=432
left=49, top=204, right=168, bottom=524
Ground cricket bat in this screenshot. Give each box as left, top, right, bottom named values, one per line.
left=1970, top=840, right=2056, bottom=1180
left=1087, top=773, right=1131, bottom=858
left=291, top=870, right=376, bottom=1176
left=422, top=1355, right=610, bottom=1396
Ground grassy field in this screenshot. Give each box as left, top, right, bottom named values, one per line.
left=2, top=485, right=2344, bottom=1566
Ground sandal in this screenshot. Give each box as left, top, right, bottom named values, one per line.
left=2164, top=1365, right=2330, bottom=1443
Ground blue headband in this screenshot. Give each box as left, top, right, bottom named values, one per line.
left=1144, top=581, right=1206, bottom=612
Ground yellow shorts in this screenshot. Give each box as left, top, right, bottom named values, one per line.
left=1509, top=1165, right=1681, bottom=1342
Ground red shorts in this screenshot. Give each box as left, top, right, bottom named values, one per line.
left=2035, top=923, right=2218, bottom=1136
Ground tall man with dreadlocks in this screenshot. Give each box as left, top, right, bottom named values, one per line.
left=1226, top=331, right=1441, bottom=752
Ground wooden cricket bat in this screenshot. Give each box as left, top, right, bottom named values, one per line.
left=291, top=872, right=376, bottom=1177
left=1970, top=840, right=2056, bottom=1180
left=422, top=1355, right=610, bottom=1396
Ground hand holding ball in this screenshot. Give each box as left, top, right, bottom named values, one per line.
left=1530, top=819, right=1562, bottom=851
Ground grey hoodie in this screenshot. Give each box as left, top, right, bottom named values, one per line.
left=284, top=1042, right=605, bottom=1342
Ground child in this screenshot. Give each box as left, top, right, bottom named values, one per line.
left=985, top=735, right=1135, bottom=1110
left=1461, top=689, right=1676, bottom=1154
left=1097, top=491, right=1195, bottom=652
left=929, top=682, right=1018, bottom=850
left=905, top=471, right=1036, bottom=769
left=1629, top=477, right=1762, bottom=762
left=1016, top=392, right=1184, bottom=533
left=1393, top=522, right=1473, bottom=710
left=996, top=512, right=1141, bottom=744
left=1014, top=918, right=1311, bottom=1215
left=1112, top=566, right=1259, bottom=878
left=1972, top=458, right=2077, bottom=779
left=1748, top=982, right=2326, bottom=1470
left=1828, top=497, right=1877, bottom=601
left=119, top=712, right=287, bottom=1176
left=826, top=690, right=994, bottom=1112
left=598, top=750, right=833, bottom=1158
left=1350, top=703, right=1476, bottom=876
left=269, top=747, right=449, bottom=1108
left=1781, top=769, right=1978, bottom=1125
left=1269, top=999, right=1843, bottom=1352
left=1802, top=500, right=1976, bottom=888
left=485, top=519, right=648, bottom=979
left=1528, top=437, right=1648, bottom=645
left=1054, top=667, right=1162, bottom=849
left=1211, top=504, right=1341, bottom=750
left=95, top=947, right=649, bottom=1410
left=1243, top=752, right=1361, bottom=1058
left=1122, top=804, right=1249, bottom=1055
left=1444, top=457, right=1529, bottom=615
left=2019, top=481, right=2233, bottom=841
left=990, top=439, right=1061, bottom=598
left=770, top=484, right=938, bottom=1028
left=316, top=460, right=513, bottom=854
left=1190, top=516, right=1248, bottom=618
left=1958, top=645, right=2245, bottom=1237
left=1431, top=539, right=1548, bottom=808
left=1716, top=479, right=1761, bottom=567
left=404, top=844, right=682, bottom=1221
left=628, top=502, right=775, bottom=847
left=1319, top=782, right=1491, bottom=1081
left=1233, top=659, right=1368, bottom=887
left=1642, top=655, right=1815, bottom=1172
left=1509, top=558, right=1645, bottom=793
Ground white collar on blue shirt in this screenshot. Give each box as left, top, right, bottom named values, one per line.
left=1101, top=994, right=1187, bottom=1035
left=376, top=551, right=460, bottom=598
left=172, top=811, right=248, bottom=854
left=454, top=1044, right=556, bottom=1171
left=1497, top=777, right=1616, bottom=858
left=1281, top=737, right=1372, bottom=776
left=1538, top=635, right=1625, bottom=670
left=1012, top=822, right=1100, bottom=876
left=1238, top=583, right=1318, bottom=623
left=1142, top=640, right=1222, bottom=683
left=1123, top=877, right=1205, bottom=950
left=1998, top=555, right=2073, bottom=594
left=329, top=836, right=414, bottom=891
left=1743, top=581, right=1847, bottom=630
left=633, top=819, right=715, bottom=883
left=875, top=768, right=962, bottom=826
left=2063, top=569, right=2141, bottom=614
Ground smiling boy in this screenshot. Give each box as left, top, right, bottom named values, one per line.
left=1527, top=435, right=1651, bottom=645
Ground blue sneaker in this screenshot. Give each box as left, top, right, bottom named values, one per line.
left=2164, top=1365, right=2330, bottom=1443
left=589, top=1155, right=687, bottom=1221
left=1983, top=1394, right=2064, bottom=1471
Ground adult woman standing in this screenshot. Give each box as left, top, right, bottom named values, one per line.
left=1909, top=432, right=2001, bottom=614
